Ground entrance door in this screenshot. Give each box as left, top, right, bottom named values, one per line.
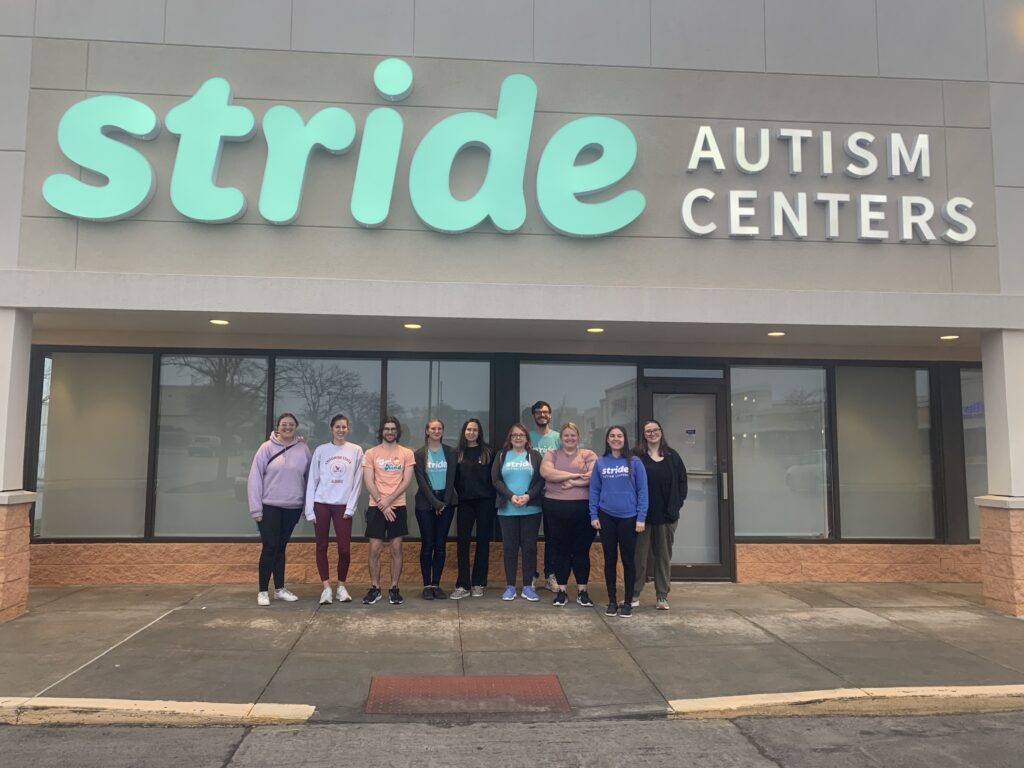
left=640, top=382, right=733, bottom=580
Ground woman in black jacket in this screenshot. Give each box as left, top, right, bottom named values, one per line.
left=450, top=418, right=496, bottom=600
left=633, top=419, right=687, bottom=611
left=491, top=423, right=545, bottom=601
left=413, top=419, right=458, bottom=600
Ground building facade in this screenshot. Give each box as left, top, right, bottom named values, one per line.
left=2, top=1, right=1024, bottom=621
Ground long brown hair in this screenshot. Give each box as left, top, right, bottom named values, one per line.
left=456, top=418, right=492, bottom=464
left=502, top=422, right=533, bottom=452
left=635, top=419, right=672, bottom=457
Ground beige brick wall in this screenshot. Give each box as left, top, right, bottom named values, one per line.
left=979, top=506, right=1024, bottom=616
left=0, top=503, right=31, bottom=621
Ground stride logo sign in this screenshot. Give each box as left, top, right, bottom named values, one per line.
left=41, top=58, right=645, bottom=237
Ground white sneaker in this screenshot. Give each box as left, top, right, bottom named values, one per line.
left=335, top=585, right=352, bottom=603
left=630, top=598, right=640, bottom=608
left=471, top=586, right=485, bottom=597
left=319, top=587, right=333, bottom=605
left=257, top=591, right=270, bottom=606
left=449, top=587, right=471, bottom=600
left=275, top=588, right=299, bottom=602
left=545, top=574, right=559, bottom=593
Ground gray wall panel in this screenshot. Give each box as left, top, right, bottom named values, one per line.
left=989, top=83, right=1024, bottom=186
left=952, top=246, right=1001, bottom=293
left=72, top=218, right=956, bottom=294
left=165, top=0, right=292, bottom=50
left=764, top=0, right=878, bottom=76
left=34, top=0, right=164, bottom=43
left=415, top=0, right=533, bottom=62
left=534, top=0, right=651, bottom=66
left=21, top=89, right=84, bottom=219
left=81, top=43, right=946, bottom=126
left=0, top=0, right=35, bottom=36
left=0, top=37, right=31, bottom=150
left=985, top=0, right=1024, bottom=83
left=877, top=0, right=987, bottom=81
left=0, top=152, right=25, bottom=268
left=30, top=38, right=88, bottom=90
left=17, top=215, right=76, bottom=270
left=651, top=0, right=765, bottom=73
left=945, top=128, right=997, bottom=246
left=943, top=81, right=991, bottom=128
left=292, top=0, right=414, bottom=55
left=995, top=187, right=1024, bottom=292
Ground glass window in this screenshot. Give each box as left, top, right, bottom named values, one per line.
left=154, top=355, right=269, bottom=537
left=960, top=369, right=986, bottom=540
left=730, top=367, right=829, bottom=537
left=519, top=362, right=637, bottom=451
left=274, top=357, right=382, bottom=538
left=837, top=367, right=935, bottom=539
left=33, top=353, right=152, bottom=538
left=644, top=368, right=724, bottom=379
left=386, top=359, right=491, bottom=536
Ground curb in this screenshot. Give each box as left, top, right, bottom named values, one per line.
left=0, top=696, right=315, bottom=726
left=668, top=685, right=1024, bottom=719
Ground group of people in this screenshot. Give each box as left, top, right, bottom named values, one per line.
left=246, top=401, right=687, bottom=618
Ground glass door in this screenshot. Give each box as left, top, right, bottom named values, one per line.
left=640, top=381, right=733, bottom=580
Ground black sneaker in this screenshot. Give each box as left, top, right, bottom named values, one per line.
left=553, top=590, right=567, bottom=607
left=605, top=602, right=618, bottom=617
left=362, top=586, right=382, bottom=605
left=619, top=603, right=633, bottom=618
left=576, top=590, right=594, bottom=607
left=422, top=587, right=434, bottom=600
left=389, top=587, right=404, bottom=605
left=433, top=586, right=448, bottom=600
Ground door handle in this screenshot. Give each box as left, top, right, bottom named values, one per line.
left=720, top=472, right=728, bottom=501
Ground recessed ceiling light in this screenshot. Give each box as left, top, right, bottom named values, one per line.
left=209, top=319, right=230, bottom=326
left=403, top=323, right=422, bottom=330
left=586, top=327, right=605, bottom=334
left=940, top=335, right=960, bottom=341
left=767, top=331, right=786, bottom=337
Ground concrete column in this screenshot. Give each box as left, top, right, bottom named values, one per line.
left=977, top=329, right=1024, bottom=616
left=0, top=308, right=33, bottom=622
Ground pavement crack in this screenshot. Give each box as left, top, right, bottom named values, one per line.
left=730, top=717, right=787, bottom=767
left=221, top=724, right=253, bottom=767
left=253, top=604, right=320, bottom=708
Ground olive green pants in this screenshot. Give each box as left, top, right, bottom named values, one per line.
left=634, top=520, right=677, bottom=600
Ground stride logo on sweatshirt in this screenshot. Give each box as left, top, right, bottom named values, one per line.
left=601, top=465, right=631, bottom=477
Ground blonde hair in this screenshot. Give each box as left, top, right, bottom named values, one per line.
left=559, top=422, right=581, bottom=441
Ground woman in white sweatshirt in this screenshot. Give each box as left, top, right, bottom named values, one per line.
left=305, top=413, right=364, bottom=605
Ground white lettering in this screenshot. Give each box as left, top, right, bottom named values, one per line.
left=942, top=197, right=977, bottom=243
left=728, top=190, right=759, bottom=236
left=770, top=191, right=808, bottom=239
left=777, top=128, right=813, bottom=175
left=681, top=188, right=716, bottom=236
left=687, top=126, right=725, bottom=172
left=844, top=131, right=877, bottom=178
left=898, top=196, right=936, bottom=242
left=888, top=133, right=930, bottom=179
left=735, top=127, right=770, bottom=174
left=857, top=194, right=888, bottom=240
left=814, top=192, right=850, bottom=240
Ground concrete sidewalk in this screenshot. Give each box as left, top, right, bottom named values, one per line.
left=3, top=581, right=1024, bottom=723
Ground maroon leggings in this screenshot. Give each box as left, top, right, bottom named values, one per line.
left=313, top=502, right=353, bottom=582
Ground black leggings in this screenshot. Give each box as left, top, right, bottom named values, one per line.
left=256, top=505, right=301, bottom=592
left=543, top=497, right=594, bottom=587
left=456, top=497, right=496, bottom=589
left=598, top=510, right=637, bottom=604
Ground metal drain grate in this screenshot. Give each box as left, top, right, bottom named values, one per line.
left=365, top=674, right=571, bottom=714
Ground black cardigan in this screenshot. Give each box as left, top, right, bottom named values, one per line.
left=640, top=447, right=688, bottom=524
left=490, top=448, right=545, bottom=507
left=413, top=444, right=459, bottom=511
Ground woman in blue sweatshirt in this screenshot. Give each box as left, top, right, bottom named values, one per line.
left=589, top=425, right=648, bottom=618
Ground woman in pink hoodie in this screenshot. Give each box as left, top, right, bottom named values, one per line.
left=247, top=413, right=312, bottom=606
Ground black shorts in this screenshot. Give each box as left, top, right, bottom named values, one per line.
left=365, top=505, right=409, bottom=540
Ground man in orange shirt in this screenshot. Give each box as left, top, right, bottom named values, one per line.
left=361, top=416, right=415, bottom=605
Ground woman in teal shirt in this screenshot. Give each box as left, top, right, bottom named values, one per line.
left=414, top=419, right=458, bottom=600
left=491, top=423, right=544, bottom=601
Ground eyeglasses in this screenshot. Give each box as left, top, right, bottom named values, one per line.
left=511, top=433, right=527, bottom=439
left=644, top=429, right=662, bottom=435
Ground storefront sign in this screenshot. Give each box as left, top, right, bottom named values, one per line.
left=41, top=58, right=976, bottom=243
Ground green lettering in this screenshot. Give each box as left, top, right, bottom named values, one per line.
left=259, top=106, right=356, bottom=225
left=536, top=116, right=645, bottom=237
left=351, top=108, right=403, bottom=227
left=42, top=95, right=159, bottom=221
left=408, top=74, right=536, bottom=233
left=165, top=78, right=255, bottom=223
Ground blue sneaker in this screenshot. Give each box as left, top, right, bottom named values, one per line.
left=502, top=586, right=517, bottom=601
left=521, top=586, right=540, bottom=602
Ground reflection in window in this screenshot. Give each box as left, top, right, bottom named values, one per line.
left=275, top=357, right=382, bottom=537
left=837, top=367, right=934, bottom=539
left=731, top=367, right=829, bottom=537
left=960, top=369, right=986, bottom=540
left=386, top=360, right=491, bottom=536
left=519, top=362, right=637, bottom=451
left=34, top=353, right=152, bottom=538
left=154, top=355, right=268, bottom=537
